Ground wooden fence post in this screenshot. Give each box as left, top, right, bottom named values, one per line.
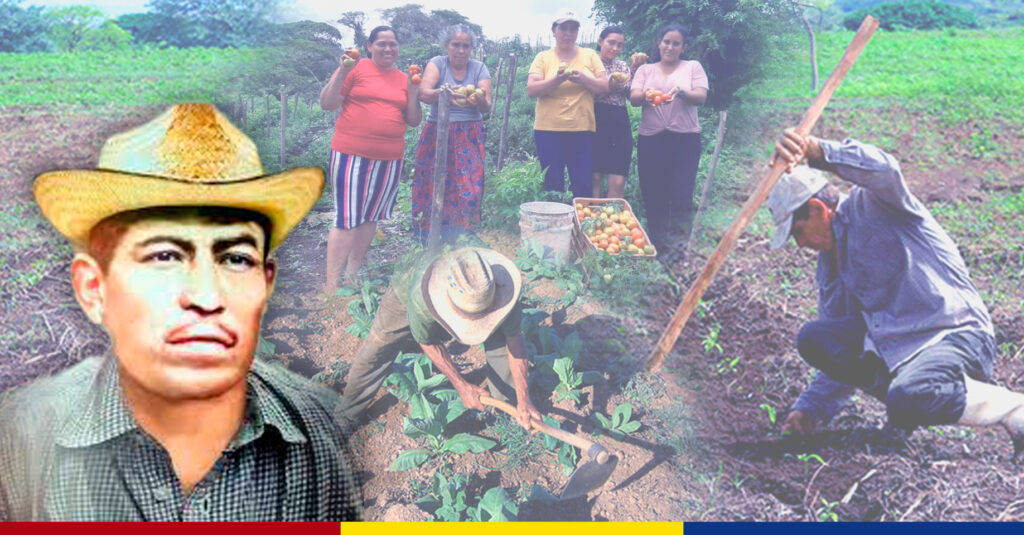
left=497, top=53, right=517, bottom=171
left=265, top=94, right=271, bottom=140
left=427, top=88, right=452, bottom=253
left=279, top=85, right=287, bottom=168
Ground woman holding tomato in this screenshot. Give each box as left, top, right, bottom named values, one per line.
left=526, top=8, right=608, bottom=199
left=629, top=24, right=708, bottom=257
left=409, top=25, right=492, bottom=242
left=591, top=26, right=645, bottom=199
left=319, top=25, right=422, bottom=292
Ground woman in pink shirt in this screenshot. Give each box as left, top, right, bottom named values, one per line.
left=319, top=26, right=422, bottom=292
left=629, top=25, right=708, bottom=258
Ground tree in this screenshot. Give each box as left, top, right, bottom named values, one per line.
left=45, top=5, right=106, bottom=52
left=592, top=0, right=800, bottom=110
left=430, top=9, right=483, bottom=38
left=379, top=3, right=438, bottom=45
left=338, top=10, right=367, bottom=47
left=146, top=0, right=280, bottom=47
left=79, top=21, right=134, bottom=51
left=0, top=0, right=52, bottom=52
left=114, top=12, right=188, bottom=47
left=252, top=21, right=345, bottom=99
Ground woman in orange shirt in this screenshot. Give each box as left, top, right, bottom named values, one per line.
left=319, top=26, right=422, bottom=292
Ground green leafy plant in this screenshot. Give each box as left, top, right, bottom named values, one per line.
left=541, top=415, right=579, bottom=477
left=389, top=399, right=497, bottom=471
left=413, top=471, right=471, bottom=521
left=384, top=353, right=453, bottom=419
left=592, top=402, right=642, bottom=439
left=530, top=330, right=602, bottom=405
left=339, top=278, right=386, bottom=339
left=816, top=498, right=840, bottom=522
left=413, top=471, right=522, bottom=521
left=702, top=322, right=723, bottom=354
left=758, top=403, right=777, bottom=425
left=468, top=487, right=519, bottom=521
left=515, top=239, right=585, bottom=308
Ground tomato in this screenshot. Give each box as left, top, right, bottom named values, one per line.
left=583, top=207, right=592, bottom=217
left=411, top=74, right=422, bottom=84
left=610, top=236, right=620, bottom=246
left=643, top=245, right=655, bottom=255
left=633, top=237, right=645, bottom=248
left=599, top=239, right=609, bottom=249
left=607, top=244, right=620, bottom=255
left=653, top=96, right=663, bottom=106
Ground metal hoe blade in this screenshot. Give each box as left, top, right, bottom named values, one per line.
left=560, top=454, right=619, bottom=500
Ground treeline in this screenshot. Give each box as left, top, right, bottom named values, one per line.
left=0, top=0, right=275, bottom=52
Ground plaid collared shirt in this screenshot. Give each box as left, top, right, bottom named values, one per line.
left=0, top=355, right=363, bottom=521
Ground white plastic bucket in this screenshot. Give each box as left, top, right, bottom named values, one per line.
left=518, top=201, right=575, bottom=265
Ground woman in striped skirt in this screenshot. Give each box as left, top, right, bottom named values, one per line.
left=319, top=26, right=422, bottom=292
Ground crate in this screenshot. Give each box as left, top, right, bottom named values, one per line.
left=571, top=197, right=657, bottom=259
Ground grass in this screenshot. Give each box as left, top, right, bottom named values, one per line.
left=0, top=47, right=258, bottom=108
left=748, top=27, right=1024, bottom=122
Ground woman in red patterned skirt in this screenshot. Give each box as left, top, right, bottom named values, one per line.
left=410, top=25, right=491, bottom=242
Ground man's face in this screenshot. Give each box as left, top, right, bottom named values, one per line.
left=80, top=218, right=275, bottom=402
left=790, top=200, right=835, bottom=252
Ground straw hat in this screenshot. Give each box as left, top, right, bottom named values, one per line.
left=33, top=103, right=323, bottom=251
left=422, top=248, right=522, bottom=346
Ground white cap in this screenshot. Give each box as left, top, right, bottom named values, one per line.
left=553, top=8, right=580, bottom=26
left=766, top=166, right=828, bottom=249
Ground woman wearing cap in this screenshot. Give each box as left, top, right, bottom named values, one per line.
left=526, top=9, right=608, bottom=198
left=591, top=25, right=644, bottom=199
left=629, top=24, right=708, bottom=257
left=320, top=25, right=422, bottom=291
left=410, top=25, right=492, bottom=242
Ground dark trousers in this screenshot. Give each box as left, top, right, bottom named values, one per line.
left=797, top=315, right=995, bottom=429
left=534, top=130, right=593, bottom=199
left=636, top=131, right=701, bottom=252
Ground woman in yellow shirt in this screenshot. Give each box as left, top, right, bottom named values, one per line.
left=526, top=9, right=608, bottom=198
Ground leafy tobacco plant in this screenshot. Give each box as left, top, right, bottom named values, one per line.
left=591, top=402, right=642, bottom=440
left=413, top=471, right=522, bottom=521
left=337, top=278, right=386, bottom=339
left=385, top=353, right=497, bottom=471
left=542, top=415, right=580, bottom=477
left=530, top=329, right=603, bottom=406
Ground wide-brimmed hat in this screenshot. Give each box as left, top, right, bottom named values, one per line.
left=766, top=165, right=828, bottom=249
left=33, top=103, right=323, bottom=251
left=422, top=248, right=522, bottom=346
left=552, top=8, right=581, bottom=26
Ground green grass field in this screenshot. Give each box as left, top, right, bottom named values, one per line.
left=747, top=27, right=1024, bottom=123
left=0, top=47, right=258, bottom=108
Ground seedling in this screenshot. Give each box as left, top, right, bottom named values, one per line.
left=592, top=402, right=642, bottom=439
left=758, top=403, right=777, bottom=425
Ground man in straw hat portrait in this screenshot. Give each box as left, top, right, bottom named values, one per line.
left=341, top=247, right=542, bottom=430
left=0, top=104, right=362, bottom=520
left=767, top=128, right=1024, bottom=459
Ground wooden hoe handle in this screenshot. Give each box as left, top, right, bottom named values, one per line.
left=646, top=15, right=880, bottom=372
left=479, top=395, right=609, bottom=463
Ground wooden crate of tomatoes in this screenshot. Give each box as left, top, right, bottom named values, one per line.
left=572, top=198, right=657, bottom=258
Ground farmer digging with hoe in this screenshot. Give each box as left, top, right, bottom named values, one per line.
left=341, top=248, right=542, bottom=431
left=0, top=104, right=362, bottom=520
left=768, top=128, right=1024, bottom=459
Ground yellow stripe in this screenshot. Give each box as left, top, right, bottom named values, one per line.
left=341, top=523, right=684, bottom=534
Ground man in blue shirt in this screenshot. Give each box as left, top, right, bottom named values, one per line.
left=767, top=128, right=1024, bottom=460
